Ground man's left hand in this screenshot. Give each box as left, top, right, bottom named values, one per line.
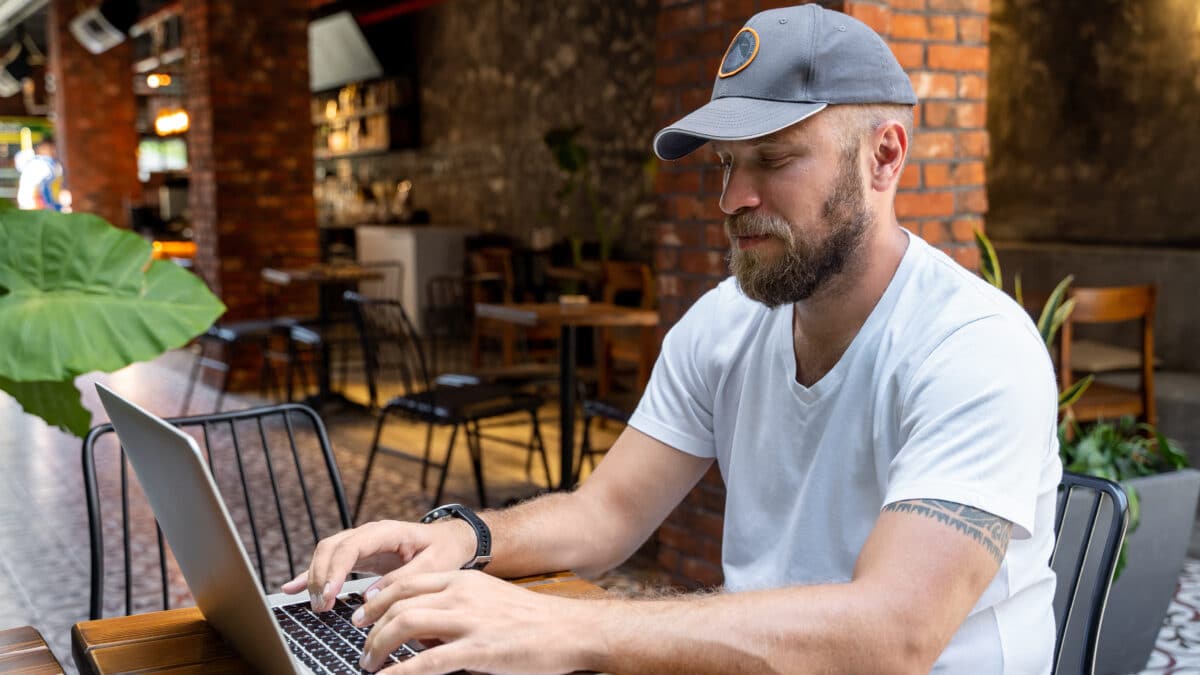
left=352, top=570, right=596, bottom=674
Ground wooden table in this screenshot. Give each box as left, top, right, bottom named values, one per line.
left=73, top=572, right=603, bottom=675
left=262, top=264, right=384, bottom=409
left=474, top=302, right=659, bottom=489
left=0, top=626, right=64, bottom=674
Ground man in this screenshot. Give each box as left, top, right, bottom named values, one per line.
left=284, top=5, right=1061, bottom=673
left=15, top=137, right=64, bottom=211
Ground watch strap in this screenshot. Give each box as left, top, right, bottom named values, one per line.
left=420, top=503, right=492, bottom=570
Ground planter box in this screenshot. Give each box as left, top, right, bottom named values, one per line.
left=1097, top=469, right=1200, bottom=674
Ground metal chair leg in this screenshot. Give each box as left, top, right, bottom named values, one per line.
left=354, top=409, right=391, bottom=523
left=529, top=411, right=552, bottom=487
left=181, top=341, right=206, bottom=416
left=431, top=424, right=460, bottom=509
left=575, top=413, right=594, bottom=485
left=465, top=421, right=488, bottom=508
left=420, top=421, right=435, bottom=489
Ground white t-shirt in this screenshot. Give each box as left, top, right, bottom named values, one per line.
left=629, top=231, right=1061, bottom=674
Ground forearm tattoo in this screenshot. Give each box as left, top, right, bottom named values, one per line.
left=882, top=499, right=1012, bottom=564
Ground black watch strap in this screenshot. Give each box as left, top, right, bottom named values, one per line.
left=420, top=503, right=492, bottom=570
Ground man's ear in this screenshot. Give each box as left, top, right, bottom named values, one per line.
left=868, top=121, right=908, bottom=193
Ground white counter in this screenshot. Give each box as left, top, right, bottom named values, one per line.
left=355, top=224, right=474, bottom=332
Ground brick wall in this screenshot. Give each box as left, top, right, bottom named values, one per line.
left=184, top=0, right=318, bottom=387
left=47, top=0, right=141, bottom=228
left=651, top=0, right=990, bottom=588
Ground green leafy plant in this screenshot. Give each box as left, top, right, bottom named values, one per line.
left=0, top=209, right=225, bottom=436
left=543, top=126, right=657, bottom=264
left=1059, top=415, right=1188, bottom=575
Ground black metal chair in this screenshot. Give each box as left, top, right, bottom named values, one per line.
left=574, top=392, right=640, bottom=484
left=345, top=291, right=550, bottom=520
left=82, top=403, right=353, bottom=619
left=180, top=320, right=283, bottom=415
left=1051, top=471, right=1130, bottom=675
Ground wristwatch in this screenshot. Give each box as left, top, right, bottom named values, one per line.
left=420, top=503, right=492, bottom=570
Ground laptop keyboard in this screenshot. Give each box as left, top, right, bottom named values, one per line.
left=273, top=592, right=419, bottom=674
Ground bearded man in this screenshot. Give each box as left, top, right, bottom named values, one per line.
left=287, top=5, right=1061, bottom=673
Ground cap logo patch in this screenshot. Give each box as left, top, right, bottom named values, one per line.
left=718, top=28, right=759, bottom=79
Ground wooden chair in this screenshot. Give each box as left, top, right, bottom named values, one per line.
left=1059, top=285, right=1157, bottom=426
left=596, top=260, right=656, bottom=399
left=467, top=247, right=557, bottom=367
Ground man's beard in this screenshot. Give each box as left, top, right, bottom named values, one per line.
left=726, top=151, right=872, bottom=308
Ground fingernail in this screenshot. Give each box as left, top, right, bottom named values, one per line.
left=351, top=606, right=365, bottom=626
left=311, top=592, right=322, bottom=611
left=365, top=587, right=380, bottom=601
left=359, top=649, right=373, bottom=669
left=323, top=582, right=332, bottom=603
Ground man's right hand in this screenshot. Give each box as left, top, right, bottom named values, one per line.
left=280, top=519, right=476, bottom=612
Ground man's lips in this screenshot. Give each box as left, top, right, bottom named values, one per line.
left=734, top=234, right=772, bottom=249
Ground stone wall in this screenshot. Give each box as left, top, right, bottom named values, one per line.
left=988, top=0, right=1200, bottom=246
left=324, top=0, right=660, bottom=260
left=651, top=0, right=993, bottom=589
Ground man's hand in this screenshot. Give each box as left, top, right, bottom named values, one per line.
left=280, top=519, right=477, bottom=612
left=351, top=570, right=591, bottom=674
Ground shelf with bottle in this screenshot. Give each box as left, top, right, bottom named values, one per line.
left=312, top=76, right=418, bottom=158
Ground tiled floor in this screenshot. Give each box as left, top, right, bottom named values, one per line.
left=0, top=350, right=668, bottom=672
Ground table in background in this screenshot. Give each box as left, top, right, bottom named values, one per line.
left=474, top=302, right=658, bottom=489
left=262, top=263, right=383, bottom=409
left=0, top=626, right=63, bottom=674
left=72, top=573, right=603, bottom=675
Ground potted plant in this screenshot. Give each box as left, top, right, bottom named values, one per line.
left=976, top=230, right=1199, bottom=674
left=0, top=206, right=225, bottom=437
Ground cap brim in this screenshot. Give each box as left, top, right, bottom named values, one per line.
left=653, top=97, right=829, bottom=160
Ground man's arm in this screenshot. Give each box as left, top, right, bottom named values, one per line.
left=355, top=496, right=1011, bottom=674
left=478, top=426, right=714, bottom=578
left=579, top=498, right=1011, bottom=675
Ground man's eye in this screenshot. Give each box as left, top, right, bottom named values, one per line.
left=760, top=155, right=788, bottom=166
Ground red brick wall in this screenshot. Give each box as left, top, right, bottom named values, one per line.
left=47, top=0, right=141, bottom=228
left=651, top=0, right=990, bottom=588
left=184, top=0, right=319, bottom=387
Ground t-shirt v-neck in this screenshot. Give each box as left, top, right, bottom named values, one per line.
left=778, top=230, right=917, bottom=405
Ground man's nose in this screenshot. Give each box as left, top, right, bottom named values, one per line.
left=718, top=166, right=761, bottom=215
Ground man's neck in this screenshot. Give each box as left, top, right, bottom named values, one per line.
left=790, top=223, right=908, bottom=386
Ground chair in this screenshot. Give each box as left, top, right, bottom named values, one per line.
left=280, top=260, right=405, bottom=402
left=1050, top=471, right=1130, bottom=675
left=82, top=403, right=353, bottom=619
left=467, top=247, right=557, bottom=367
left=595, top=260, right=656, bottom=399
left=344, top=292, right=551, bottom=520
left=180, top=320, right=283, bottom=415
left=1059, top=285, right=1157, bottom=426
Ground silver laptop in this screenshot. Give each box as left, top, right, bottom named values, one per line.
left=95, top=383, right=420, bottom=674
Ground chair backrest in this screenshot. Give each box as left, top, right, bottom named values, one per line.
left=344, top=290, right=432, bottom=409
left=467, top=247, right=515, bottom=304
left=601, top=260, right=655, bottom=309
left=1050, top=471, right=1129, bottom=675
left=1058, top=284, right=1157, bottom=423
left=82, top=403, right=352, bottom=619
left=424, top=275, right=471, bottom=376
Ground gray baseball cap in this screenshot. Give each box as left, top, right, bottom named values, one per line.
left=653, top=4, right=917, bottom=161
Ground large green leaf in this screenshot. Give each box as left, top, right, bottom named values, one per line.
left=973, top=229, right=1002, bottom=289
left=0, top=210, right=225, bottom=382
left=0, top=375, right=91, bottom=437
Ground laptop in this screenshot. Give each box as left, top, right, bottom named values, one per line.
left=95, top=383, right=421, bottom=674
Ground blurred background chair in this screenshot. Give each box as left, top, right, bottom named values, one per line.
left=345, top=292, right=550, bottom=518
left=595, top=260, right=656, bottom=400
left=82, top=403, right=352, bottom=619
left=1059, top=284, right=1157, bottom=426
left=467, top=246, right=558, bottom=367
left=1051, top=471, right=1130, bottom=675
